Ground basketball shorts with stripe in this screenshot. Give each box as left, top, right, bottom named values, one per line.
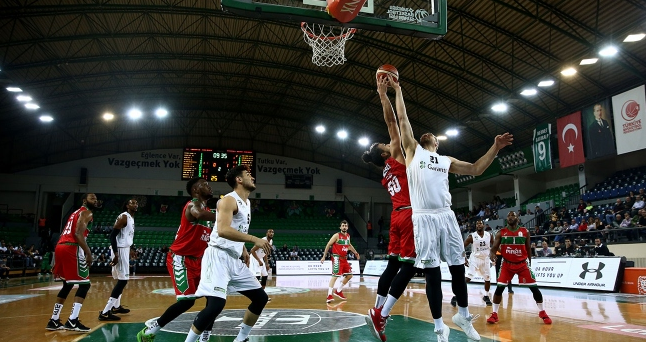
left=412, top=207, right=466, bottom=269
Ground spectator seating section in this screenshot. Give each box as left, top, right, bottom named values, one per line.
left=0, top=224, right=31, bottom=246
left=523, top=183, right=579, bottom=209
left=582, top=166, right=646, bottom=202
left=92, top=211, right=180, bottom=228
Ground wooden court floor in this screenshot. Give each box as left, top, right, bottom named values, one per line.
left=1, top=274, right=645, bottom=341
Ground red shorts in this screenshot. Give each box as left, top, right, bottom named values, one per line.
left=332, top=256, right=352, bottom=276
left=497, top=260, right=536, bottom=285
left=388, top=208, right=416, bottom=261
left=53, top=243, right=90, bottom=284
left=166, top=252, right=202, bottom=300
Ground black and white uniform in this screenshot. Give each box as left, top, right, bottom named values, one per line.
left=250, top=237, right=272, bottom=277
left=407, top=144, right=465, bottom=269
left=111, top=212, right=134, bottom=280
left=466, top=231, right=492, bottom=281
left=195, top=191, right=261, bottom=299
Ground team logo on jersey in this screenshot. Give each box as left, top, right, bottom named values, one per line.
left=518, top=232, right=524, bottom=237
left=419, top=161, right=426, bottom=169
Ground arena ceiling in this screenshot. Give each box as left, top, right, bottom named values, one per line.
left=1, top=0, right=645, bottom=182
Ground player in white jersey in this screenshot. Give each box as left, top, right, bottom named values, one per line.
left=98, top=198, right=138, bottom=321
left=387, top=74, right=513, bottom=342
left=451, top=219, right=494, bottom=307
left=184, top=165, right=271, bottom=342
left=250, top=229, right=274, bottom=295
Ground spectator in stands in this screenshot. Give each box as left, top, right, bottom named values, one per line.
left=640, top=188, right=645, bottom=198
left=625, top=196, right=635, bottom=214
left=535, top=206, right=545, bottom=226
left=367, top=249, right=374, bottom=260
left=0, top=258, right=9, bottom=279
left=628, top=191, right=637, bottom=204
left=0, top=241, right=7, bottom=254
left=567, top=219, right=579, bottom=234
left=564, top=239, right=576, bottom=256
left=606, top=199, right=625, bottom=225
left=621, top=212, right=637, bottom=241
left=554, top=241, right=565, bottom=256
left=477, top=207, right=485, bottom=217
left=594, top=238, right=611, bottom=256
left=289, top=247, right=300, bottom=261
left=98, top=253, right=107, bottom=263
left=161, top=245, right=169, bottom=254
left=136, top=246, right=143, bottom=255
left=525, top=208, right=533, bottom=216
left=559, top=207, right=571, bottom=222
left=577, top=199, right=586, bottom=214
left=632, top=195, right=645, bottom=216
left=583, top=202, right=593, bottom=215
left=607, top=214, right=623, bottom=242
left=637, top=209, right=646, bottom=227
left=367, top=220, right=373, bottom=237
left=537, top=241, right=553, bottom=257
left=530, top=242, right=537, bottom=257
left=281, top=244, right=288, bottom=253
left=577, top=218, right=588, bottom=239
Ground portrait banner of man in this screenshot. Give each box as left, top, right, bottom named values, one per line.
left=582, top=98, right=616, bottom=160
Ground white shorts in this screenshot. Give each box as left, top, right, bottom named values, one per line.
left=195, top=246, right=261, bottom=299
left=466, top=256, right=491, bottom=281
left=249, top=257, right=269, bottom=277
left=111, top=246, right=131, bottom=280
left=412, top=207, right=465, bottom=269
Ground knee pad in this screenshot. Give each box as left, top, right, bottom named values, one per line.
left=242, top=288, right=268, bottom=315
left=529, top=286, right=543, bottom=302
left=193, top=297, right=226, bottom=332
left=260, top=276, right=268, bottom=287
left=494, top=285, right=506, bottom=296
left=75, top=283, right=91, bottom=299
left=57, top=282, right=74, bottom=299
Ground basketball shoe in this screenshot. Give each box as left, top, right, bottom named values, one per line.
left=136, top=327, right=156, bottom=342
left=486, top=312, right=499, bottom=324
left=64, top=318, right=91, bottom=332
left=365, top=307, right=387, bottom=341
left=326, top=294, right=334, bottom=303
left=46, top=318, right=64, bottom=331
left=111, top=305, right=130, bottom=314
left=539, top=310, right=552, bottom=324
left=452, top=313, right=481, bottom=340
left=333, top=290, right=347, bottom=300
left=98, top=310, right=121, bottom=321
left=434, top=326, right=450, bottom=342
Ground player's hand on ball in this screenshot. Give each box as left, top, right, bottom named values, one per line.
left=110, top=255, right=118, bottom=266
left=495, top=133, right=514, bottom=150
left=387, top=75, right=400, bottom=90
left=376, top=77, right=388, bottom=96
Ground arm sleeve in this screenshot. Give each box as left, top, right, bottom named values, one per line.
left=110, top=228, right=119, bottom=254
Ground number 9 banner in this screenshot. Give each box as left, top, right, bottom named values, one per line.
left=533, top=123, right=553, bottom=173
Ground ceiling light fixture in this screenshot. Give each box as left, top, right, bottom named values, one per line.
left=491, top=103, right=508, bottom=113
left=128, top=109, right=143, bottom=119
left=39, top=115, right=54, bottom=122
left=25, top=103, right=40, bottom=110
left=436, top=135, right=448, bottom=141
left=560, top=67, right=577, bottom=76
left=520, top=88, right=538, bottom=96
left=6, top=87, right=22, bottom=92
left=599, top=46, right=618, bottom=57
left=624, top=33, right=645, bottom=42
left=315, top=125, right=325, bottom=133
left=538, top=80, right=555, bottom=87
left=103, top=112, right=115, bottom=121
left=579, top=58, right=598, bottom=65
left=358, top=137, right=369, bottom=146
left=446, top=129, right=458, bottom=136
left=155, top=108, right=168, bottom=118
left=337, top=130, right=348, bottom=139
left=16, top=95, right=33, bottom=102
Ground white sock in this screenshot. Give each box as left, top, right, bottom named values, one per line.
left=236, top=323, right=253, bottom=341
left=51, top=303, right=63, bottom=320
left=493, top=303, right=500, bottom=313
left=458, top=306, right=470, bottom=318
left=375, top=295, right=387, bottom=308
left=70, top=302, right=82, bottom=320
left=102, top=297, right=117, bottom=314
left=328, top=287, right=334, bottom=296
left=537, top=302, right=544, bottom=311
left=381, top=295, right=398, bottom=317
left=200, top=329, right=211, bottom=342
left=116, top=294, right=122, bottom=308
left=434, top=318, right=445, bottom=332
left=185, top=329, right=200, bottom=342
left=336, top=282, right=344, bottom=292
left=145, top=320, right=162, bottom=335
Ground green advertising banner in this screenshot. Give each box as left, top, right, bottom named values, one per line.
left=533, top=123, right=553, bottom=173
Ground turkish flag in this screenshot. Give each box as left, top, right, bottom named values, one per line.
left=557, top=111, right=586, bottom=168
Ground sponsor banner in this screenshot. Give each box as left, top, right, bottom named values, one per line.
left=362, top=260, right=389, bottom=276
left=275, top=275, right=360, bottom=289
left=276, top=260, right=360, bottom=275
left=532, top=123, right=553, bottom=172
left=582, top=99, right=616, bottom=160
left=557, top=111, right=586, bottom=168
left=612, top=85, right=646, bottom=155
left=439, top=257, right=621, bottom=291
left=620, top=268, right=646, bottom=294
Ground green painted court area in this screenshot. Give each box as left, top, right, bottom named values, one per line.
left=80, top=316, right=493, bottom=342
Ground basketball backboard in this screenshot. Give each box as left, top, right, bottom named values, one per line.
left=221, top=0, right=447, bottom=39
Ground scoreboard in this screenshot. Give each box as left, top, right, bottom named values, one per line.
left=182, top=148, right=255, bottom=181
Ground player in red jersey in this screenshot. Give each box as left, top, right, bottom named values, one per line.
left=487, top=210, right=551, bottom=325
left=46, top=193, right=98, bottom=332
left=363, top=77, right=420, bottom=342
left=137, top=178, right=215, bottom=342
left=321, top=220, right=360, bottom=303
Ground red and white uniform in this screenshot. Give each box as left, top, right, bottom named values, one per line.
left=53, top=207, right=92, bottom=284
left=331, top=232, right=352, bottom=276
left=381, top=158, right=415, bottom=261
left=167, top=199, right=213, bottom=300
left=497, top=226, right=536, bottom=285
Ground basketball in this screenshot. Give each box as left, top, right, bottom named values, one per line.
left=376, top=64, right=399, bottom=83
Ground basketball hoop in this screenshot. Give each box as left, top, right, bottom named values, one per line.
left=301, top=22, right=356, bottom=67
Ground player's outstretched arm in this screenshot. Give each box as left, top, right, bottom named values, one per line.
left=489, top=231, right=502, bottom=264
left=390, top=77, right=417, bottom=165
left=217, top=197, right=271, bottom=255
left=377, top=77, right=405, bottom=164
left=320, top=234, right=338, bottom=263
left=449, top=133, right=513, bottom=176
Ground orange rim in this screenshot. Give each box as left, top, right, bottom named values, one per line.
left=301, top=22, right=356, bottom=41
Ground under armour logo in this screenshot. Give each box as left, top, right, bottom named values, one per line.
left=579, top=262, right=605, bottom=280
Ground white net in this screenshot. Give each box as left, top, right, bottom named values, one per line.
left=301, top=22, right=356, bottom=67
